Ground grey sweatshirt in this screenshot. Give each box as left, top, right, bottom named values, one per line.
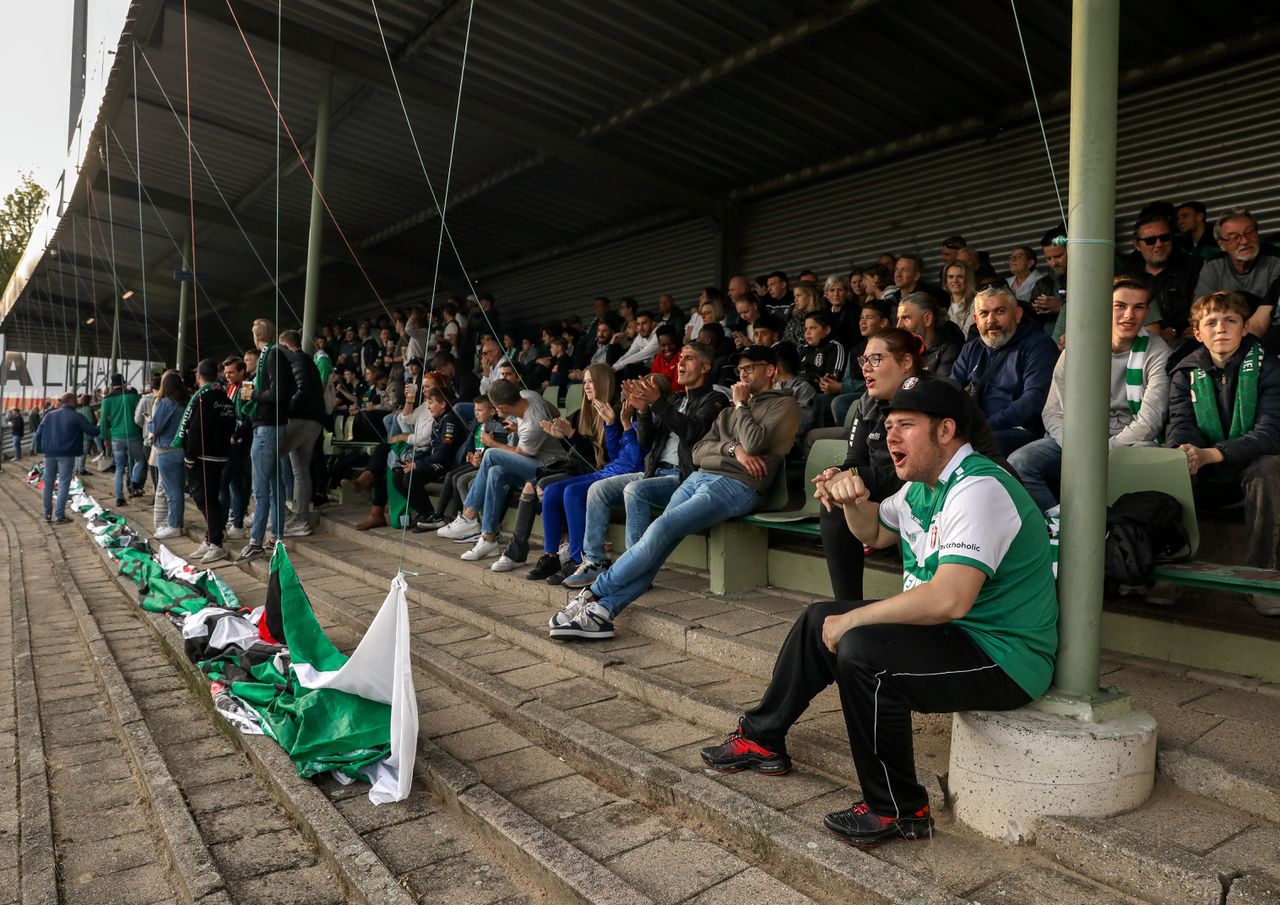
left=1042, top=334, right=1171, bottom=448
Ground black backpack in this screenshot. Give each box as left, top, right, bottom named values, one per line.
left=1104, top=491, right=1191, bottom=592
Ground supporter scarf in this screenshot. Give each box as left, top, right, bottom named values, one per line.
left=240, top=343, right=272, bottom=418
left=1190, top=342, right=1262, bottom=444
left=1124, top=334, right=1149, bottom=415
left=172, top=384, right=217, bottom=449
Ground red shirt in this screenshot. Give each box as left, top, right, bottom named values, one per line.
left=650, top=352, right=679, bottom=384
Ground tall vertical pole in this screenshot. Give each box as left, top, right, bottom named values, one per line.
left=1052, top=0, right=1120, bottom=700
left=301, top=68, right=333, bottom=352
left=110, top=294, right=121, bottom=374
left=175, top=232, right=192, bottom=372
left=68, top=0, right=88, bottom=147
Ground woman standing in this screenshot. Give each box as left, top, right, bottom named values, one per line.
left=147, top=370, right=189, bottom=540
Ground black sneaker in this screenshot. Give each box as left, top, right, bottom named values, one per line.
left=115, top=498, right=127, bottom=507
left=699, top=719, right=792, bottom=775
left=54, top=517, right=72, bottom=525
left=413, top=513, right=447, bottom=533
left=238, top=543, right=266, bottom=562
left=824, top=801, right=933, bottom=847
left=546, top=560, right=578, bottom=586
left=526, top=553, right=561, bottom=581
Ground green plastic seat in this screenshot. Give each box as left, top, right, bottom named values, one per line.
left=541, top=385, right=561, bottom=406
left=563, top=383, right=584, bottom=416
left=750, top=439, right=848, bottom=521
left=1105, top=446, right=1199, bottom=558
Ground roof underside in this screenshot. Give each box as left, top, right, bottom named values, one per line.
left=5, top=0, right=1277, bottom=359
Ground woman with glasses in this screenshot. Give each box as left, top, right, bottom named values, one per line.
left=810, top=329, right=1003, bottom=598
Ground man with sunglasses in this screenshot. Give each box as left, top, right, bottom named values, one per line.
left=1194, top=207, right=1280, bottom=339
left=1122, top=213, right=1201, bottom=350
left=549, top=345, right=799, bottom=639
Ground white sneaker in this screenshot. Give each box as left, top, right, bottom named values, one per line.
left=191, top=541, right=212, bottom=558
left=549, top=600, right=615, bottom=640
left=490, top=554, right=522, bottom=573
left=437, top=514, right=480, bottom=541
left=549, top=588, right=594, bottom=630
left=225, top=525, right=246, bottom=539
left=557, top=539, right=572, bottom=565
left=460, top=537, right=500, bottom=561
left=283, top=519, right=312, bottom=537
left=201, top=545, right=229, bottom=564
left=1249, top=594, right=1280, bottom=617
left=154, top=526, right=182, bottom=541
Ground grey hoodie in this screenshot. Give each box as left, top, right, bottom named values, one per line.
left=692, top=386, right=801, bottom=493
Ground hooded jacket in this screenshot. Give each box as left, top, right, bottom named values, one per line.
left=951, top=319, right=1060, bottom=434
left=99, top=387, right=143, bottom=441
left=1167, top=334, right=1280, bottom=469
left=634, top=384, right=728, bottom=479
left=285, top=346, right=326, bottom=424
left=692, top=386, right=801, bottom=493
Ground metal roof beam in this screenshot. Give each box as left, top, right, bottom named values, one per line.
left=182, top=0, right=720, bottom=218
left=577, top=0, right=883, bottom=141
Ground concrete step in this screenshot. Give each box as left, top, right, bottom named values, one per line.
left=316, top=502, right=1280, bottom=822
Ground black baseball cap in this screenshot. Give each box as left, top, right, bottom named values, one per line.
left=732, top=344, right=777, bottom=366
left=885, top=375, right=969, bottom=436
left=110, top=373, right=124, bottom=387
left=942, top=234, right=968, bottom=249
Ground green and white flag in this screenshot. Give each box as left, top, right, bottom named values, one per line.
left=249, top=544, right=417, bottom=804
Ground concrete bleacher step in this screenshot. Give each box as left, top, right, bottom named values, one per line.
left=317, top=501, right=1280, bottom=816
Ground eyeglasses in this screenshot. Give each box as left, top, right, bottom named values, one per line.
left=857, top=353, right=888, bottom=369
left=1136, top=233, right=1173, bottom=246
left=1220, top=227, right=1259, bottom=245
left=736, top=362, right=764, bottom=377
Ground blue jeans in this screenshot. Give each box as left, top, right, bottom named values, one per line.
left=993, top=427, right=1038, bottom=457
left=463, top=447, right=541, bottom=536
left=156, top=449, right=186, bottom=528
left=540, top=472, right=604, bottom=563
left=1007, top=437, right=1061, bottom=512
left=12, top=434, right=21, bottom=460
left=591, top=472, right=759, bottom=618
left=42, top=455, right=74, bottom=519
left=250, top=425, right=285, bottom=544
left=582, top=471, right=646, bottom=564
left=621, top=469, right=681, bottom=549
left=111, top=437, right=146, bottom=500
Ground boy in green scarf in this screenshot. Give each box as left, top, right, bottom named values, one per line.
left=1167, top=290, right=1280, bottom=615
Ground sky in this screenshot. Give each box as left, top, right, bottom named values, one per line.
left=0, top=1, right=131, bottom=199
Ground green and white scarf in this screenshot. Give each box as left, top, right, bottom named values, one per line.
left=172, top=384, right=217, bottom=449
left=1190, top=341, right=1262, bottom=444
left=239, top=343, right=272, bottom=419
left=1124, top=334, right=1149, bottom=415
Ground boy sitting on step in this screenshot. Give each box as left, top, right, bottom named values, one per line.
left=1166, top=290, right=1280, bottom=616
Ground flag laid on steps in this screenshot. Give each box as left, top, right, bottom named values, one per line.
left=238, top=543, right=417, bottom=804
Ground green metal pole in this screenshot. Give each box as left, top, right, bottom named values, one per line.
left=110, top=295, right=121, bottom=375
left=175, top=233, right=192, bottom=373
left=301, top=68, right=333, bottom=351
left=1052, top=0, right=1120, bottom=700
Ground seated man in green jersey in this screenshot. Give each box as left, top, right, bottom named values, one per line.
left=701, top=378, right=1059, bottom=847
left=1167, top=290, right=1280, bottom=616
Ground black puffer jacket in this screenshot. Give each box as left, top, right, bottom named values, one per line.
left=1167, top=334, right=1280, bottom=469
left=286, top=347, right=326, bottom=424
left=840, top=374, right=1011, bottom=501
left=249, top=345, right=296, bottom=429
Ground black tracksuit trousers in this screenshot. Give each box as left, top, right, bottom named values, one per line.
left=741, top=599, right=1030, bottom=816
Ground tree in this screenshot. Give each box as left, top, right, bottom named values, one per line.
left=0, top=173, right=49, bottom=290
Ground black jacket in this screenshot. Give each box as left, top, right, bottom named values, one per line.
left=182, top=386, right=237, bottom=463
left=1122, top=251, right=1202, bottom=336
left=415, top=410, right=466, bottom=468
left=634, top=384, right=728, bottom=479
left=286, top=347, right=326, bottom=424
left=250, top=345, right=296, bottom=429
left=925, top=321, right=966, bottom=379
left=1167, top=334, right=1280, bottom=470
left=840, top=376, right=1010, bottom=501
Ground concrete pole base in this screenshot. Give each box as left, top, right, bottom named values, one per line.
left=947, top=705, right=1157, bottom=844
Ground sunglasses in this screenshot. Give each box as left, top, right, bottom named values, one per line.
left=1135, top=233, right=1173, bottom=246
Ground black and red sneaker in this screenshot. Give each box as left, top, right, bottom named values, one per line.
left=824, top=801, right=933, bottom=847
left=699, top=720, right=791, bottom=775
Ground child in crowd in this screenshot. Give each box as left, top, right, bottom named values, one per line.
left=418, top=395, right=511, bottom=531
left=1167, top=290, right=1280, bottom=615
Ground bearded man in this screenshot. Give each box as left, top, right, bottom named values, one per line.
left=949, top=285, right=1060, bottom=455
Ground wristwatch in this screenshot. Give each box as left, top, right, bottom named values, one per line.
left=726, top=442, right=738, bottom=457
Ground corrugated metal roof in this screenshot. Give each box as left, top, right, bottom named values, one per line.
left=4, top=0, right=1278, bottom=359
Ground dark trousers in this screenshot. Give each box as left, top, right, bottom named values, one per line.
left=189, top=459, right=227, bottom=547
left=437, top=464, right=477, bottom=518
left=393, top=463, right=448, bottom=516
left=367, top=443, right=392, bottom=507
left=819, top=505, right=866, bottom=600
left=309, top=432, right=329, bottom=503
left=741, top=600, right=1030, bottom=816
left=502, top=471, right=575, bottom=563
